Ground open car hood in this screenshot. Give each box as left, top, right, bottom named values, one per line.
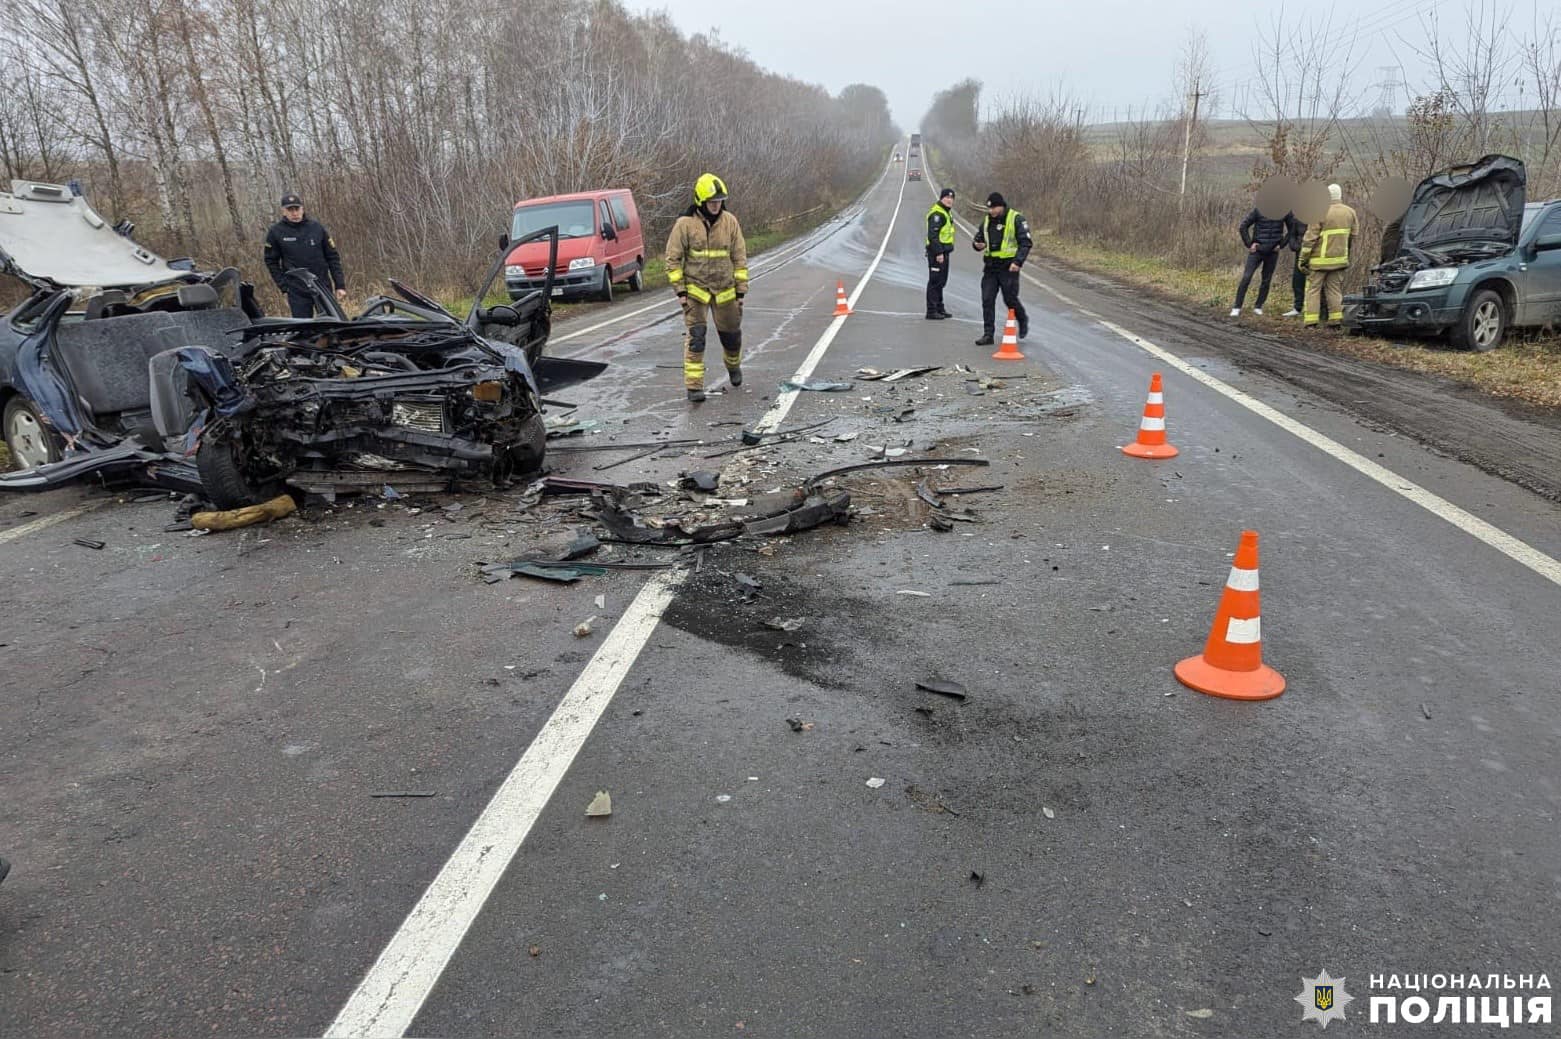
left=1400, top=155, right=1526, bottom=252
left=0, top=180, right=185, bottom=289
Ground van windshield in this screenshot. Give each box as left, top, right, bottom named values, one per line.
left=511, top=201, right=597, bottom=241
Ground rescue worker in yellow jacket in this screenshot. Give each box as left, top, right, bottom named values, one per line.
left=665, top=173, right=749, bottom=402
left=1298, top=183, right=1359, bottom=328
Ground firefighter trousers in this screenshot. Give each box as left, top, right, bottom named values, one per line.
left=1304, top=269, right=1345, bottom=326
left=682, top=297, right=743, bottom=390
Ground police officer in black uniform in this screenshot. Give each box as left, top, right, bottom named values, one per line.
left=263, top=193, right=347, bottom=318
left=970, top=192, right=1032, bottom=345
left=925, top=187, right=956, bottom=319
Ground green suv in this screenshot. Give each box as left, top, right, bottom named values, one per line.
left=1344, top=155, right=1561, bottom=351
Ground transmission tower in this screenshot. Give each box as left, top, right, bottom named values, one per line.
left=1373, top=66, right=1401, bottom=118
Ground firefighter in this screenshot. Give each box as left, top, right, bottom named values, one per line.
left=263, top=193, right=347, bottom=318
left=1298, top=183, right=1359, bottom=329
left=925, top=188, right=957, bottom=319
left=970, top=192, right=1032, bottom=345
left=665, top=173, right=749, bottom=402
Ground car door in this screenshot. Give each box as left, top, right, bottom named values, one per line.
left=598, top=199, right=621, bottom=279
left=1521, top=205, right=1561, bottom=326
left=609, top=195, right=638, bottom=271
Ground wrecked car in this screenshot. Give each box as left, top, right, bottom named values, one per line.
left=1344, top=156, right=1561, bottom=351
left=0, top=179, right=602, bottom=504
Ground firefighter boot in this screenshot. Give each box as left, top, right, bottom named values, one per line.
left=684, top=323, right=707, bottom=402
left=719, top=328, right=743, bottom=387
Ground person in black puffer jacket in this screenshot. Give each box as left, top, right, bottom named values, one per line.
left=1230, top=206, right=1298, bottom=317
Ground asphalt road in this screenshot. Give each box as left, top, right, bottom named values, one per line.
left=2, top=156, right=1559, bottom=1038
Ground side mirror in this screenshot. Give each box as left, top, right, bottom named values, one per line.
left=601, top=225, right=617, bottom=241
left=1535, top=233, right=1561, bottom=252
left=498, top=234, right=510, bottom=252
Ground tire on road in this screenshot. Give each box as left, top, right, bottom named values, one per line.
left=196, top=437, right=282, bottom=509
left=3, top=396, right=63, bottom=470
left=1450, top=288, right=1507, bottom=352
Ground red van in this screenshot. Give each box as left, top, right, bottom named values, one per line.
left=504, top=189, right=646, bottom=303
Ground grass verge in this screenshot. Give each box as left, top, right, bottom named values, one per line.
left=1037, top=235, right=1561, bottom=409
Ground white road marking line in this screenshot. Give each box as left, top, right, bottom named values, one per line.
left=930, top=175, right=1561, bottom=588
left=0, top=499, right=108, bottom=544
left=1097, top=320, right=1561, bottom=588
left=325, top=161, right=909, bottom=1039
left=751, top=169, right=910, bottom=436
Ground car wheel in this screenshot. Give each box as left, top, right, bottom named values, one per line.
left=196, top=437, right=282, bottom=509
left=628, top=266, right=644, bottom=292
left=508, top=412, right=547, bottom=475
left=3, top=396, right=63, bottom=470
left=598, top=267, right=614, bottom=304
left=1451, top=289, right=1506, bottom=352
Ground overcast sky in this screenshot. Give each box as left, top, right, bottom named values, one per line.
left=629, top=0, right=1493, bottom=128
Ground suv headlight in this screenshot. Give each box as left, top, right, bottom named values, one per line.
left=505, top=264, right=525, bottom=277
left=1406, top=267, right=1458, bottom=290
left=568, top=257, right=597, bottom=271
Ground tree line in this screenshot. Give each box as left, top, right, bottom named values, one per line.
left=0, top=0, right=897, bottom=298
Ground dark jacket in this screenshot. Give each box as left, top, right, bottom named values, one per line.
left=926, top=204, right=954, bottom=257
left=972, top=209, right=1033, bottom=268
left=264, top=215, right=345, bottom=292
left=1239, top=208, right=1296, bottom=253
left=1288, top=219, right=1308, bottom=251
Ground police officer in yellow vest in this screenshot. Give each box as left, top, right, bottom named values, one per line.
left=970, top=192, right=1032, bottom=345
left=665, top=173, right=750, bottom=402
left=1299, top=183, right=1359, bottom=328
left=925, top=188, right=957, bottom=319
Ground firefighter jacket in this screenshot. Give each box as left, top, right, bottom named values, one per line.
left=1299, top=202, right=1359, bottom=271
left=665, top=207, right=749, bottom=304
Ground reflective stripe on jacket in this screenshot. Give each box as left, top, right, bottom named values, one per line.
left=665, top=209, right=749, bottom=303
left=1300, top=202, right=1359, bottom=270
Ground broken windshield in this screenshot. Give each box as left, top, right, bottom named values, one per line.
left=511, top=201, right=596, bottom=241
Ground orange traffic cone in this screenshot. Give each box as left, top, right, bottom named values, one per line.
left=1121, top=372, right=1178, bottom=459
left=1175, top=530, right=1285, bottom=701
left=833, top=280, right=851, bottom=316
left=992, top=309, right=1024, bottom=360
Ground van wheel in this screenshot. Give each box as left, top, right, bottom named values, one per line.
left=628, top=266, right=644, bottom=292
left=3, top=396, right=64, bottom=470
left=1451, top=289, right=1505, bottom=352
left=598, top=266, right=614, bottom=304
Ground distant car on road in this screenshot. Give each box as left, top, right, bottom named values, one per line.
left=505, top=189, right=646, bottom=304
left=1344, top=155, right=1561, bottom=351
left=893, top=152, right=903, bottom=163
left=908, top=169, right=922, bottom=182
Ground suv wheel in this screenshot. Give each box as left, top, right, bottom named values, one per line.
left=508, top=412, right=547, bottom=474
left=1452, top=288, right=1506, bottom=352
left=598, top=266, right=614, bottom=304
left=196, top=437, right=282, bottom=509
left=4, top=396, right=63, bottom=470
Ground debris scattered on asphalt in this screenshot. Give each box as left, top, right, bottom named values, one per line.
left=969, top=870, right=985, bottom=888
left=950, top=577, right=1002, bottom=586
left=586, top=790, right=612, bottom=817
left=763, top=617, right=806, bottom=632
left=680, top=470, right=721, bottom=492
left=1420, top=702, right=1432, bottom=719
left=897, top=590, right=932, bottom=598
left=914, top=706, right=935, bottom=718
left=1186, top=1009, right=1215, bottom=1019
left=906, top=784, right=960, bottom=815
left=1042, top=806, right=1056, bottom=819
left=192, top=494, right=297, bottom=532
left=916, top=679, right=969, bottom=702
left=780, top=378, right=854, bottom=392
left=786, top=717, right=814, bottom=732
left=595, top=594, right=606, bottom=609
left=528, top=945, right=542, bottom=958
left=865, top=777, right=886, bottom=789
left=369, top=791, right=438, bottom=798
left=73, top=538, right=106, bottom=550
left=382, top=484, right=402, bottom=500
left=574, top=616, right=597, bottom=638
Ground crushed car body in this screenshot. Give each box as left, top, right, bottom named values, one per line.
left=0, top=179, right=602, bottom=502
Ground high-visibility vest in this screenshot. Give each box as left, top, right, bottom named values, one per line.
left=984, top=209, right=1022, bottom=259
left=926, top=204, right=955, bottom=248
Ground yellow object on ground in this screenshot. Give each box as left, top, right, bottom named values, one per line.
left=192, top=494, right=297, bottom=531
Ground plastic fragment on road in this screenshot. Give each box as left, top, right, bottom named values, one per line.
left=586, top=790, right=612, bottom=817
left=785, top=717, right=814, bottom=732
left=916, top=679, right=969, bottom=702
left=779, top=379, right=854, bottom=392
left=715, top=794, right=732, bottom=803
left=896, top=589, right=931, bottom=597
left=574, top=616, right=597, bottom=638
left=1042, top=806, right=1056, bottom=819
left=865, top=777, right=886, bottom=789
left=73, top=537, right=106, bottom=550
left=192, top=494, right=297, bottom=532
left=763, top=617, right=805, bottom=632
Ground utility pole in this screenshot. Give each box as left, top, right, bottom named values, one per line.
left=1179, top=83, right=1206, bottom=199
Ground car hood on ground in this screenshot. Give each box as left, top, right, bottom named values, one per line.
left=0, top=180, right=185, bottom=289
left=1400, top=155, right=1526, bottom=252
